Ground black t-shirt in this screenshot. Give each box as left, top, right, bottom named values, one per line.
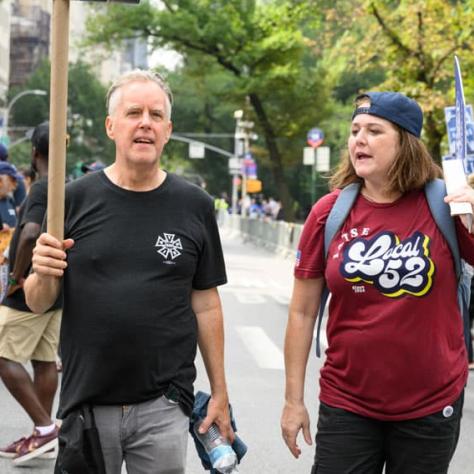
left=58, top=171, right=227, bottom=418
left=4, top=177, right=61, bottom=312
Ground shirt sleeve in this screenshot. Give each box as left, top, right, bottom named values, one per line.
left=294, top=190, right=339, bottom=279
left=20, top=180, right=47, bottom=227
left=192, top=200, right=227, bottom=290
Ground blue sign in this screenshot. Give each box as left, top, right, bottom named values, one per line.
left=454, top=56, right=467, bottom=171
left=445, top=105, right=474, bottom=173
left=307, top=128, right=324, bottom=148
left=242, top=152, right=257, bottom=179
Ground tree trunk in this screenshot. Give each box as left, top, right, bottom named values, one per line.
left=248, top=93, right=295, bottom=221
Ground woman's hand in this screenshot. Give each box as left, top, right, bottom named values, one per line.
left=444, top=184, right=474, bottom=207
left=444, top=185, right=474, bottom=232
left=281, top=400, right=312, bottom=458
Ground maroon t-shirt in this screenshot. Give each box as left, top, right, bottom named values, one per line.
left=295, top=189, right=473, bottom=420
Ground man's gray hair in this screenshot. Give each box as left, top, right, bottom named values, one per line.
left=106, top=69, right=173, bottom=119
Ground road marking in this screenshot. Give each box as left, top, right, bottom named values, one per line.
left=236, top=326, right=284, bottom=370
left=226, top=275, right=268, bottom=288
left=234, top=292, right=267, bottom=304
left=272, top=294, right=290, bottom=305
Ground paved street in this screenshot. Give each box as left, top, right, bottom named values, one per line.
left=0, top=227, right=473, bottom=473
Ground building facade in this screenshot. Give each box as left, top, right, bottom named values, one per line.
left=70, top=2, right=148, bottom=86
left=9, top=0, right=51, bottom=88
left=0, top=0, right=12, bottom=100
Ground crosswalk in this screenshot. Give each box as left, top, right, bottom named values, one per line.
left=234, top=324, right=328, bottom=371
left=236, top=326, right=285, bottom=370
left=220, top=274, right=291, bottom=305
left=220, top=254, right=328, bottom=371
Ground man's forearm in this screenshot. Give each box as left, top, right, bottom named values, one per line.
left=24, top=273, right=61, bottom=314
left=197, top=310, right=228, bottom=397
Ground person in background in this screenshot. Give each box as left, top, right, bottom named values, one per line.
left=24, top=69, right=233, bottom=474
left=281, top=91, right=474, bottom=473
left=0, top=122, right=61, bottom=465
left=0, top=143, right=27, bottom=210
left=214, top=192, right=229, bottom=226
left=0, top=162, right=21, bottom=229
left=19, top=167, right=37, bottom=196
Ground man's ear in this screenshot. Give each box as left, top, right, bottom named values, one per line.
left=105, top=116, right=114, bottom=140
left=164, top=121, right=173, bottom=144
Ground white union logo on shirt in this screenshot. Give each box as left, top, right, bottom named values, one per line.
left=155, top=233, right=183, bottom=261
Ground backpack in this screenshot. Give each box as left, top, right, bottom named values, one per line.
left=315, top=178, right=472, bottom=357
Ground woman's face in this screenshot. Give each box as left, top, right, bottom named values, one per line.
left=348, top=106, right=401, bottom=187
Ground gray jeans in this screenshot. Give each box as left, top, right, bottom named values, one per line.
left=93, top=395, right=189, bottom=474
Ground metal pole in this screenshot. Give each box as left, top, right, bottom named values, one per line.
left=3, top=89, right=46, bottom=140
left=241, top=131, right=248, bottom=216
left=232, top=118, right=240, bottom=216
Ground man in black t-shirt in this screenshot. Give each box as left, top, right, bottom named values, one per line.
left=0, top=123, right=61, bottom=465
left=25, top=70, right=233, bottom=474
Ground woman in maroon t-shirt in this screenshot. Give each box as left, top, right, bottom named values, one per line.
left=281, top=91, right=474, bottom=474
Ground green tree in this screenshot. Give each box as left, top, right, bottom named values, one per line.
left=8, top=61, right=114, bottom=172
left=85, top=0, right=330, bottom=219
left=325, top=0, right=474, bottom=161
left=163, top=56, right=240, bottom=198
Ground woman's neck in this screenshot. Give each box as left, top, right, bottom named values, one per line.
left=361, top=182, right=402, bottom=204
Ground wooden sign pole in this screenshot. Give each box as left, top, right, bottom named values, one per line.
left=47, top=0, right=69, bottom=241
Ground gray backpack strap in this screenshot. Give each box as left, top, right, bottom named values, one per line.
left=315, top=182, right=361, bottom=357
left=424, top=179, right=461, bottom=280
left=424, top=179, right=473, bottom=350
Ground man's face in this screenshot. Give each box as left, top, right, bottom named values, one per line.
left=105, top=80, right=172, bottom=167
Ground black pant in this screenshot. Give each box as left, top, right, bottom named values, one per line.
left=311, top=392, right=463, bottom=474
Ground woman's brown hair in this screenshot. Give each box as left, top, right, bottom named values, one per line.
left=329, top=125, right=442, bottom=194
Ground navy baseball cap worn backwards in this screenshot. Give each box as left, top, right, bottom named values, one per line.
left=0, top=162, right=22, bottom=180
left=352, top=91, right=423, bottom=138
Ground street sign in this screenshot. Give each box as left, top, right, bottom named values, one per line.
left=316, top=146, right=330, bottom=172
left=445, top=105, right=474, bottom=173
left=454, top=56, right=467, bottom=171
left=303, top=147, right=315, bottom=165
left=189, top=141, right=205, bottom=159
left=307, top=127, right=324, bottom=148
left=244, top=154, right=257, bottom=179
left=246, top=179, right=262, bottom=193
left=228, top=157, right=241, bottom=174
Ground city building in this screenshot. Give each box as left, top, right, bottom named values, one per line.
left=9, top=0, right=51, bottom=88
left=69, top=2, right=148, bottom=86
left=0, top=0, right=12, bottom=100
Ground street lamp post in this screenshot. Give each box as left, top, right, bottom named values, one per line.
left=233, top=110, right=256, bottom=216
left=1, top=89, right=47, bottom=143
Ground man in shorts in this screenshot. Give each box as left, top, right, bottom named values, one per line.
left=0, top=123, right=61, bottom=465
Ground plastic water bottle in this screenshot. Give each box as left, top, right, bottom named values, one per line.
left=193, top=419, right=238, bottom=473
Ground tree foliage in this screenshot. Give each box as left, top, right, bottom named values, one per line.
left=85, top=0, right=330, bottom=219
left=324, top=0, right=474, bottom=160
left=82, top=0, right=474, bottom=217
left=8, top=61, right=114, bottom=172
